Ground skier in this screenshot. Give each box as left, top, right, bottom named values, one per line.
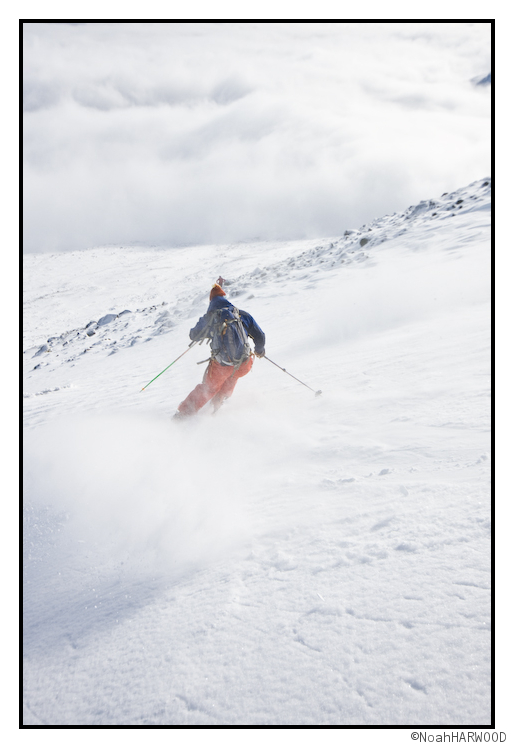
left=173, top=281, right=265, bottom=418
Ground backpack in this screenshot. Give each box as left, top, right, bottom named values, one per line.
left=209, top=305, right=251, bottom=366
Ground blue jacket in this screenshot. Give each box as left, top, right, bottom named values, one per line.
left=190, top=296, right=265, bottom=357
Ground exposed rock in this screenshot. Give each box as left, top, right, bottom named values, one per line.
left=97, top=313, right=118, bottom=326
left=34, top=343, right=50, bottom=356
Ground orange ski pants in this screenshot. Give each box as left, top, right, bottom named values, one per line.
left=177, top=356, right=253, bottom=415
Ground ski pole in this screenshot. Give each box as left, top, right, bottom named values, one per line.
left=263, top=355, right=322, bottom=396
left=141, top=341, right=197, bottom=391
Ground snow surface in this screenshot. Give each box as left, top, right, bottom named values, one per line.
left=23, top=178, right=491, bottom=726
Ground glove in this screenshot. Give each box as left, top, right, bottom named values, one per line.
left=255, top=349, right=265, bottom=358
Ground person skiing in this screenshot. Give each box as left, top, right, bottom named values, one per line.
left=173, top=279, right=265, bottom=418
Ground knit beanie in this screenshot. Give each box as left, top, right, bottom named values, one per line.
left=209, top=283, right=226, bottom=301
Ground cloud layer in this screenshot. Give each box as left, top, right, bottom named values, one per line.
left=23, top=22, right=491, bottom=253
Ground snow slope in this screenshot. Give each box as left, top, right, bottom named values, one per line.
left=23, top=179, right=491, bottom=726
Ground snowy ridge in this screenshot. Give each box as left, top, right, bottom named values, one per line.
left=23, top=178, right=491, bottom=726
left=227, top=178, right=491, bottom=292
left=23, top=178, right=490, bottom=375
